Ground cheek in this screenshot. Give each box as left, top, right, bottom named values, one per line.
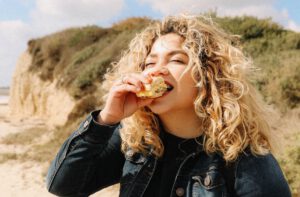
left=170, top=68, right=198, bottom=96
left=169, top=67, right=188, bottom=82
left=168, top=71, right=180, bottom=80
left=176, top=71, right=196, bottom=89
left=177, top=78, right=198, bottom=100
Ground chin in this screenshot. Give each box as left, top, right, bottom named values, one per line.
left=147, top=102, right=173, bottom=115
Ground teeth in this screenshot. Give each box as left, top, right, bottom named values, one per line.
left=166, top=84, right=173, bottom=91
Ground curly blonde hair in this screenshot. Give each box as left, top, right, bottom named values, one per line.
left=101, top=14, right=275, bottom=162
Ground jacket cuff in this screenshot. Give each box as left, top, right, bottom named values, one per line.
left=80, top=110, right=121, bottom=144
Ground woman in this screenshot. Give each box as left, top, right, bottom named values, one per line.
left=46, top=14, right=291, bottom=197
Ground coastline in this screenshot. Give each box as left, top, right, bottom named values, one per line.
left=0, top=87, right=9, bottom=105
left=0, top=87, right=9, bottom=95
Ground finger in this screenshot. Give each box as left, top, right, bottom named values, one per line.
left=113, top=83, right=141, bottom=94
left=114, top=73, right=151, bottom=87
left=137, top=98, right=154, bottom=108
left=130, top=73, right=152, bottom=84
left=122, top=75, right=144, bottom=89
left=113, top=78, right=125, bottom=86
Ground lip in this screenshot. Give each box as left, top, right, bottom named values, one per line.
left=154, top=89, right=171, bottom=99
left=162, top=89, right=172, bottom=97
left=163, top=80, right=174, bottom=89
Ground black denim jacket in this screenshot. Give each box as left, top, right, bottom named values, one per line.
left=46, top=110, right=291, bottom=197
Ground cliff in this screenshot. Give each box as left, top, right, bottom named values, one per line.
left=8, top=18, right=150, bottom=126
left=9, top=51, right=75, bottom=126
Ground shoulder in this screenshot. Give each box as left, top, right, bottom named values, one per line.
left=236, top=151, right=282, bottom=176
left=234, top=151, right=291, bottom=196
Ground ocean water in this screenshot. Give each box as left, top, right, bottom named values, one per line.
left=0, top=95, right=9, bottom=104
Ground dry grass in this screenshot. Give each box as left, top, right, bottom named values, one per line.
left=275, top=108, right=300, bottom=195
left=26, top=118, right=82, bottom=163
left=0, top=153, right=18, bottom=164
left=1, top=126, right=46, bottom=145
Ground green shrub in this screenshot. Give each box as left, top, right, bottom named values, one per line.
left=73, top=45, right=97, bottom=65
left=67, top=26, right=106, bottom=48
left=216, top=16, right=283, bottom=40
left=279, top=131, right=300, bottom=196
left=280, top=66, right=300, bottom=108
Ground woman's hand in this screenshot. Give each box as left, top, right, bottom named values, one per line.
left=98, top=72, right=154, bottom=125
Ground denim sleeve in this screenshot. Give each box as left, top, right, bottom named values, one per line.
left=46, top=110, right=125, bottom=197
left=234, top=152, right=291, bottom=197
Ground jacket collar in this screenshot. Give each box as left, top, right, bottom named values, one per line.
left=157, top=118, right=205, bottom=156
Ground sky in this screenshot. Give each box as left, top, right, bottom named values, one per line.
left=0, top=0, right=299, bottom=87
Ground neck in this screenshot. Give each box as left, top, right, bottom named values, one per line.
left=158, top=108, right=203, bottom=139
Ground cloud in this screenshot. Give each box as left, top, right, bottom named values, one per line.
left=30, top=0, right=125, bottom=35
left=0, top=0, right=125, bottom=86
left=139, top=0, right=300, bottom=32
left=139, top=0, right=276, bottom=16
left=0, top=20, right=32, bottom=87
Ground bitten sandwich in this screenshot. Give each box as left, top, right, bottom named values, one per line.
left=136, top=76, right=172, bottom=99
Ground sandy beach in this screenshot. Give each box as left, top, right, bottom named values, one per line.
left=0, top=99, right=54, bottom=196
left=0, top=94, right=119, bottom=196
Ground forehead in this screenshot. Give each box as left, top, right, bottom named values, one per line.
left=150, top=33, right=184, bottom=54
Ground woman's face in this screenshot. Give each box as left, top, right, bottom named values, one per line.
left=143, top=33, right=198, bottom=115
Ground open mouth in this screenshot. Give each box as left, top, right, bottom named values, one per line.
left=153, top=83, right=173, bottom=98
left=165, top=82, right=174, bottom=92
left=136, top=77, right=174, bottom=99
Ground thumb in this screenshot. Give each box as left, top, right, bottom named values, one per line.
left=137, top=98, right=154, bottom=108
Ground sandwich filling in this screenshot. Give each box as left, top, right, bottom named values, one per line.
left=136, top=76, right=173, bottom=98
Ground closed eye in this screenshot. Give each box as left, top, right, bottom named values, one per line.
left=144, top=62, right=155, bottom=67
left=170, top=59, right=184, bottom=64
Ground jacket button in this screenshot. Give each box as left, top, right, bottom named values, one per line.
left=175, top=187, right=185, bottom=196
left=204, top=175, right=211, bottom=186
left=83, top=120, right=89, bottom=129
left=126, top=150, right=134, bottom=157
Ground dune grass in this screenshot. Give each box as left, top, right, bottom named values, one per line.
left=1, top=126, right=46, bottom=145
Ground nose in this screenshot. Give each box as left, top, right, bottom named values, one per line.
left=150, top=67, right=169, bottom=77
left=143, top=61, right=169, bottom=77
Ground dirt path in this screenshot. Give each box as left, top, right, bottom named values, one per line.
left=0, top=100, right=119, bottom=196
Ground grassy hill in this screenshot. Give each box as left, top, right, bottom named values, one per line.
left=27, top=16, right=300, bottom=114
left=11, top=15, right=300, bottom=195
left=215, top=15, right=300, bottom=111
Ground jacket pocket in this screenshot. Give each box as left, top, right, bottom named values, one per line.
left=121, top=150, right=147, bottom=184
left=190, top=165, right=227, bottom=197
left=120, top=150, right=148, bottom=196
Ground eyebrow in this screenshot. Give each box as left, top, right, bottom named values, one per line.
left=147, top=50, right=188, bottom=59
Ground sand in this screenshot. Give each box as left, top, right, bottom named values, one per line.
left=0, top=101, right=54, bottom=196
left=0, top=98, right=119, bottom=196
